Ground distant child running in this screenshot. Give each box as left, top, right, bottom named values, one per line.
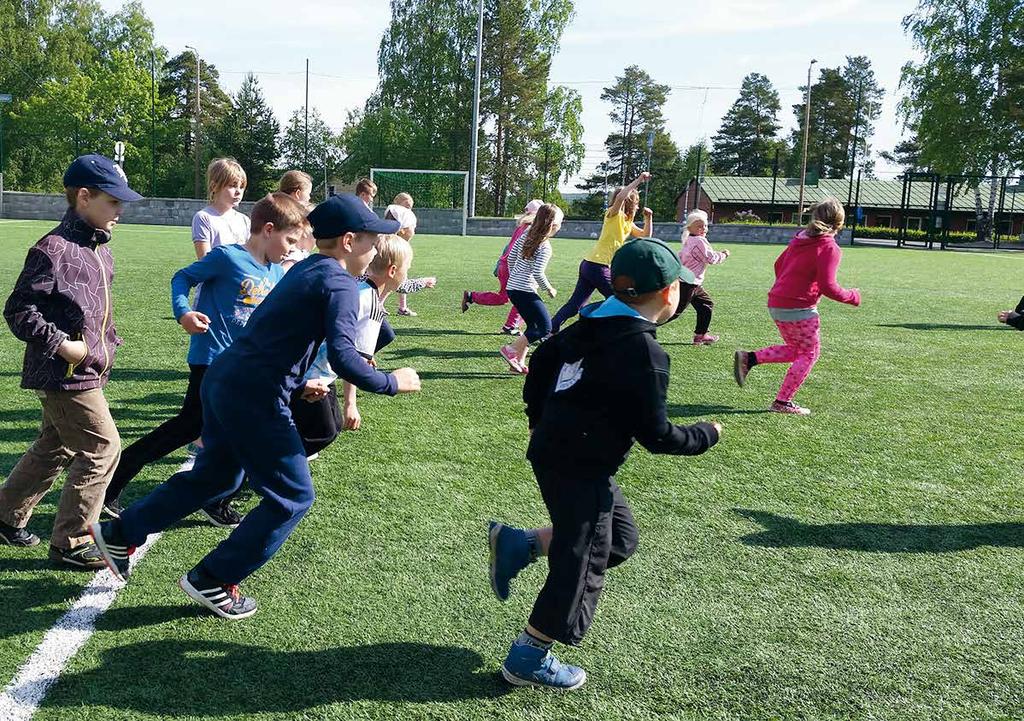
left=192, top=158, right=250, bottom=260
left=499, top=204, right=563, bottom=374
left=677, top=209, right=730, bottom=344
left=733, top=198, right=860, bottom=415
left=91, top=194, right=420, bottom=621
left=0, top=154, right=142, bottom=568
left=550, top=172, right=653, bottom=333
left=384, top=193, right=435, bottom=317
left=102, top=193, right=307, bottom=527
left=462, top=199, right=542, bottom=335
left=489, top=238, right=721, bottom=690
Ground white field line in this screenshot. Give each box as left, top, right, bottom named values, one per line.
left=0, top=457, right=193, bottom=721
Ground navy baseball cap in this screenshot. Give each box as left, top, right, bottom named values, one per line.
left=63, top=154, right=143, bottom=202
left=308, top=193, right=401, bottom=239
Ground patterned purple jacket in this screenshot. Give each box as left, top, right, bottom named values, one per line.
left=4, top=209, right=122, bottom=391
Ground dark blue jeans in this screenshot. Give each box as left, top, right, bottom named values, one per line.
left=551, top=260, right=613, bottom=333
left=508, top=289, right=552, bottom=343
left=118, top=370, right=314, bottom=585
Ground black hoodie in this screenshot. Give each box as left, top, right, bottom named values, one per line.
left=524, top=303, right=719, bottom=478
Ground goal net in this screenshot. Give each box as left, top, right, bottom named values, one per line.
left=370, top=168, right=469, bottom=236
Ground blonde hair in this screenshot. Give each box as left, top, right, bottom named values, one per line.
left=516, top=198, right=544, bottom=226
left=806, top=198, right=845, bottom=236
left=207, top=158, right=247, bottom=200
left=522, top=203, right=564, bottom=260
left=278, top=170, right=313, bottom=197
left=681, top=209, right=709, bottom=242
left=250, top=192, right=309, bottom=234
left=368, top=234, right=413, bottom=274
left=392, top=192, right=413, bottom=209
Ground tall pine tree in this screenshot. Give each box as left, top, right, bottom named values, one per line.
left=711, top=73, right=782, bottom=176
left=210, top=73, right=280, bottom=197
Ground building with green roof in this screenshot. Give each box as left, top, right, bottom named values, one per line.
left=676, top=177, right=1024, bottom=235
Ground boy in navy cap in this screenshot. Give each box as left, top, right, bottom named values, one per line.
left=91, top=194, right=421, bottom=620
left=0, top=154, right=142, bottom=568
left=488, top=238, right=723, bottom=690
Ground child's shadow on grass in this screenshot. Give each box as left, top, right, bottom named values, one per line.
left=668, top=404, right=768, bottom=418
left=386, top=347, right=500, bottom=361
left=877, top=322, right=1008, bottom=331
left=44, top=639, right=510, bottom=712
left=735, top=509, right=1024, bottom=553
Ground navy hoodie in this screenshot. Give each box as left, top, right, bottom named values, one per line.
left=524, top=301, right=719, bottom=478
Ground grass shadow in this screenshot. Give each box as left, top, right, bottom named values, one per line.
left=44, top=639, right=510, bottom=713
left=735, top=509, right=1024, bottom=553
left=877, top=323, right=1009, bottom=331
left=668, top=404, right=768, bottom=418
left=386, top=347, right=502, bottom=361
left=394, top=328, right=499, bottom=337
left=418, top=371, right=518, bottom=381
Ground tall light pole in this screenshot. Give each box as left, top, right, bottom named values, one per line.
left=797, top=58, right=817, bottom=223
left=185, top=46, right=202, bottom=199
left=467, top=0, right=484, bottom=218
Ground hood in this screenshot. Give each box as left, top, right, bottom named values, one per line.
left=560, top=302, right=656, bottom=359
left=792, top=229, right=833, bottom=247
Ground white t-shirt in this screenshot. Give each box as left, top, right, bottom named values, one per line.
left=192, top=206, right=250, bottom=250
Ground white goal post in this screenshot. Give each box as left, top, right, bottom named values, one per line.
left=370, top=167, right=469, bottom=236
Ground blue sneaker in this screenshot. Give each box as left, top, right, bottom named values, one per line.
left=488, top=521, right=532, bottom=601
left=500, top=641, right=587, bottom=690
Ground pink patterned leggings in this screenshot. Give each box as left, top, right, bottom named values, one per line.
left=753, top=316, right=821, bottom=402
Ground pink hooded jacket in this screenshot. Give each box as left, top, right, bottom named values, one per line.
left=767, top=230, right=860, bottom=309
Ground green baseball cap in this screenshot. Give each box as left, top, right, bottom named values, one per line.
left=610, top=238, right=696, bottom=296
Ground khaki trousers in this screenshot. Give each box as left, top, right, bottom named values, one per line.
left=0, top=388, right=120, bottom=549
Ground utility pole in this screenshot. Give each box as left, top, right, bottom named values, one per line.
left=467, top=0, right=484, bottom=218
left=304, top=58, right=309, bottom=173
left=150, top=50, right=156, bottom=196
left=847, top=80, right=863, bottom=209
left=694, top=143, right=704, bottom=215
left=185, top=46, right=202, bottom=199
left=542, top=141, right=550, bottom=200
left=770, top=147, right=780, bottom=224
left=797, top=58, right=817, bottom=223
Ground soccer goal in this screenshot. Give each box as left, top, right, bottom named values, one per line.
left=370, top=168, right=469, bottom=236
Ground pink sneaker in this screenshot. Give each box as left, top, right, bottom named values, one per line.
left=693, top=333, right=719, bottom=345
left=769, top=400, right=811, bottom=415
left=500, top=345, right=524, bottom=373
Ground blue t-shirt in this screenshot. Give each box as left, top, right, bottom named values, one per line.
left=171, top=244, right=284, bottom=366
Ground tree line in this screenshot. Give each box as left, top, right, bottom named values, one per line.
left=1, top=0, right=1020, bottom=218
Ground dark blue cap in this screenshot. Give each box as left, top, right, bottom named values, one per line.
left=308, top=193, right=401, bottom=239
left=63, top=154, right=143, bottom=202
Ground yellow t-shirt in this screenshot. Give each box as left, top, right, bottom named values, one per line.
left=584, top=209, right=633, bottom=265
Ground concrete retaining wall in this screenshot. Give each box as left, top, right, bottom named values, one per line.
left=0, top=191, right=848, bottom=244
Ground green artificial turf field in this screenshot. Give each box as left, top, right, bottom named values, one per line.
left=1, top=218, right=1023, bottom=720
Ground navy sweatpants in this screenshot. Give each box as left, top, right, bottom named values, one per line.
left=118, top=374, right=314, bottom=585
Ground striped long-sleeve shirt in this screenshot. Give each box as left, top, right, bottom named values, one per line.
left=506, top=236, right=553, bottom=295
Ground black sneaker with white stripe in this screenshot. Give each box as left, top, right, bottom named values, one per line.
left=200, top=499, right=243, bottom=529
left=88, top=520, right=135, bottom=581
left=178, top=566, right=257, bottom=620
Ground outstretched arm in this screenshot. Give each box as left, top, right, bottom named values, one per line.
left=609, top=172, right=651, bottom=216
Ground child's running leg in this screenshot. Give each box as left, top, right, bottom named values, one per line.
left=469, top=288, right=510, bottom=306
left=1015, top=295, right=1024, bottom=314
left=105, top=364, right=206, bottom=505
left=550, top=261, right=600, bottom=333
left=690, top=287, right=715, bottom=337
left=504, top=306, right=523, bottom=332
left=771, top=316, right=821, bottom=403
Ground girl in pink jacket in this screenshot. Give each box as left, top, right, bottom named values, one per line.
left=733, top=198, right=860, bottom=415
left=677, top=209, right=730, bottom=344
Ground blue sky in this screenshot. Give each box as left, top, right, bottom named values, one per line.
left=101, top=0, right=920, bottom=189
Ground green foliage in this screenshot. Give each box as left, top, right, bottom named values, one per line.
left=711, top=73, right=783, bottom=176
left=786, top=56, right=884, bottom=179
left=280, top=107, right=345, bottom=198
left=900, top=0, right=1023, bottom=177
left=208, top=73, right=280, bottom=197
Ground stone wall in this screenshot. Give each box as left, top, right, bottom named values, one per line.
left=0, top=191, right=848, bottom=244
